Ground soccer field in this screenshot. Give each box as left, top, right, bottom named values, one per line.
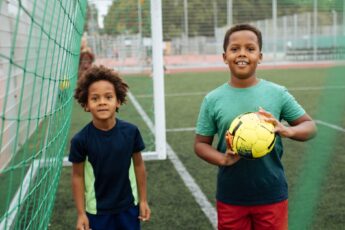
left=50, top=66, right=345, bottom=230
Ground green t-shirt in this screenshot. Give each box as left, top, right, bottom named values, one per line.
left=196, top=79, right=305, bottom=205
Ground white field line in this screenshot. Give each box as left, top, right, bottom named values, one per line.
left=135, top=85, right=345, bottom=98
left=128, top=91, right=217, bottom=229
left=165, top=120, right=345, bottom=133
left=136, top=91, right=206, bottom=98
left=288, top=85, right=345, bottom=91
left=166, top=127, right=196, bottom=132
left=315, top=120, right=345, bottom=133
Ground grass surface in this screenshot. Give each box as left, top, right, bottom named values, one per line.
left=50, top=67, right=345, bottom=229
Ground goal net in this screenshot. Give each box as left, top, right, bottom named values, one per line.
left=0, top=0, right=86, bottom=229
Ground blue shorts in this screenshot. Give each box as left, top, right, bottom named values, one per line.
left=87, top=205, right=140, bottom=230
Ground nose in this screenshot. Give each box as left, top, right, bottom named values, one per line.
left=239, top=48, right=246, bottom=56
left=99, top=97, right=107, bottom=104
left=83, top=62, right=91, bottom=70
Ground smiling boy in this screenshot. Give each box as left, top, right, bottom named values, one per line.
left=194, top=24, right=316, bottom=230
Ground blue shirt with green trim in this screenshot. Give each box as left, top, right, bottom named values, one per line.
left=69, top=118, right=145, bottom=214
left=196, top=79, right=305, bottom=205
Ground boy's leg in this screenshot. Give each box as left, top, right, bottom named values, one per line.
left=116, top=205, right=141, bottom=230
left=87, top=213, right=115, bottom=230
left=217, top=200, right=251, bottom=230
left=86, top=205, right=140, bottom=230
left=251, top=199, right=288, bottom=230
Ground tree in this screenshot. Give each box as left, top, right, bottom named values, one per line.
left=104, top=0, right=151, bottom=36
left=84, top=3, right=99, bottom=33
left=101, top=0, right=339, bottom=38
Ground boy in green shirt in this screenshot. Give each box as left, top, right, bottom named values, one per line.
left=194, top=24, right=317, bottom=230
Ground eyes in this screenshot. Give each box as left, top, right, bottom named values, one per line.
left=90, top=95, right=114, bottom=102
left=229, top=46, right=257, bottom=53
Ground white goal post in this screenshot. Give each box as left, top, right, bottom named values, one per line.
left=141, top=0, right=166, bottom=160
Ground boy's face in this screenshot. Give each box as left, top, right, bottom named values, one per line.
left=79, top=56, right=93, bottom=72
left=223, top=30, right=262, bottom=80
left=85, top=80, right=120, bottom=122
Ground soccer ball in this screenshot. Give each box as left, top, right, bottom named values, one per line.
left=59, top=78, right=70, bottom=90
left=228, top=112, right=276, bottom=159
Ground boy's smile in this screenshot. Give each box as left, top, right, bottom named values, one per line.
left=223, top=30, right=262, bottom=86
left=235, top=59, right=249, bottom=67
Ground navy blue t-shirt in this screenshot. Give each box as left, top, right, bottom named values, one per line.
left=69, top=118, right=145, bottom=214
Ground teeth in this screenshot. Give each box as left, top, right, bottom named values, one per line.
left=237, top=61, right=247, bottom=65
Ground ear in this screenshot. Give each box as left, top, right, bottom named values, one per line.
left=222, top=53, right=228, bottom=64
left=258, top=52, right=263, bottom=64
left=84, top=105, right=90, bottom=112
left=116, top=100, right=121, bottom=110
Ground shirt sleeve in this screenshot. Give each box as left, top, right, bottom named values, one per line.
left=133, top=127, right=145, bottom=153
left=195, top=96, right=217, bottom=136
left=69, top=135, right=87, bottom=163
left=281, top=87, right=306, bottom=122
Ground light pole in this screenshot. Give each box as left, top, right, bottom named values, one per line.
left=272, top=0, right=277, bottom=61
left=313, top=0, right=318, bottom=61
left=332, top=9, right=337, bottom=47
left=138, top=0, right=142, bottom=38
left=138, top=0, right=143, bottom=68
left=343, top=0, right=345, bottom=36
left=213, top=0, right=218, bottom=33
left=183, top=0, right=189, bottom=52
left=227, top=0, right=232, bottom=27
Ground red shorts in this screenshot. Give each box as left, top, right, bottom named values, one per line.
left=217, top=200, right=288, bottom=230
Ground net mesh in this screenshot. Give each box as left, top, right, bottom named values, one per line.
left=0, top=0, right=86, bottom=229
left=90, top=0, right=345, bottom=72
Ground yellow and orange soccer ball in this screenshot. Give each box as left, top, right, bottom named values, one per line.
left=228, top=112, right=276, bottom=159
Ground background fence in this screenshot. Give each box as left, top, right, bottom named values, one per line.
left=85, top=0, right=345, bottom=73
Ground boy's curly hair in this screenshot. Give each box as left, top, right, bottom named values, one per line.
left=74, top=65, right=128, bottom=111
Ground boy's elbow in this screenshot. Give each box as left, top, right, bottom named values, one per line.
left=193, top=143, right=199, bottom=156
left=309, top=121, right=317, bottom=139
left=194, top=142, right=203, bottom=158
left=303, top=120, right=317, bottom=141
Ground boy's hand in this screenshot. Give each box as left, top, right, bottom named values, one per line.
left=76, top=213, right=89, bottom=230
left=225, top=131, right=233, bottom=151
left=258, top=107, right=294, bottom=138
left=223, top=131, right=240, bottom=166
left=138, top=201, right=151, bottom=222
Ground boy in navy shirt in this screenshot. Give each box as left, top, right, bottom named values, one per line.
left=69, top=65, right=150, bottom=230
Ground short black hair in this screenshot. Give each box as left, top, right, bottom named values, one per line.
left=74, top=65, right=128, bottom=112
left=223, top=24, right=262, bottom=52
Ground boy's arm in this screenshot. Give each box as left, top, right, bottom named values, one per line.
left=133, top=153, right=151, bottom=221
left=194, top=134, right=240, bottom=166
left=72, top=162, right=89, bottom=230
left=259, top=108, right=317, bottom=141
left=285, top=113, right=317, bottom=141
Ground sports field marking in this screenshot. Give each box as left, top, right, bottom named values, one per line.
left=315, top=120, right=345, bottom=133
left=166, top=120, right=344, bottom=133
left=289, top=85, right=345, bottom=91
left=136, top=92, right=206, bottom=98
left=166, top=127, right=196, bottom=132
left=127, top=92, right=217, bottom=229
left=135, top=85, right=345, bottom=98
